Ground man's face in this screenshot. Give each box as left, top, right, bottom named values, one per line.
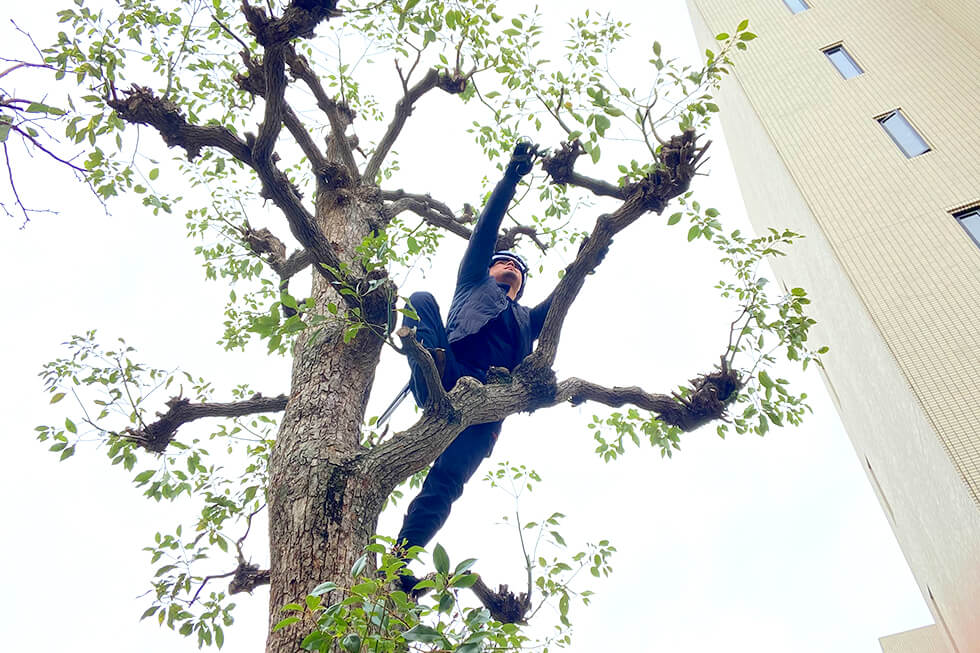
left=489, top=258, right=523, bottom=292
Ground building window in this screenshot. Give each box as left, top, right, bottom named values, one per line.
left=783, top=0, right=810, bottom=13
left=953, top=207, right=980, bottom=247
left=823, top=45, right=863, bottom=79
left=877, top=110, right=931, bottom=158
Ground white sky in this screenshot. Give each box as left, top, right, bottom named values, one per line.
left=0, top=1, right=932, bottom=652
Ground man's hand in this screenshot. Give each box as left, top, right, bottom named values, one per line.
left=506, top=140, right=543, bottom=178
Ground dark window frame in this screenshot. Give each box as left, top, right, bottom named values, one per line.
left=952, top=206, right=980, bottom=248
left=876, top=109, right=931, bottom=158
left=822, top=44, right=863, bottom=79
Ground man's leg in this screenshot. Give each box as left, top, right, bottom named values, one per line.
left=397, top=421, right=499, bottom=552
left=402, top=291, right=459, bottom=405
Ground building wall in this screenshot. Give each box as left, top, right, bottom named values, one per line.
left=881, top=625, right=949, bottom=653
left=926, top=0, right=980, bottom=57
left=685, top=1, right=980, bottom=650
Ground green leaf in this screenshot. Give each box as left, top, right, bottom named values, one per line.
left=758, top=370, right=774, bottom=388
left=594, top=114, right=611, bottom=136
left=350, top=553, right=367, bottom=577
left=0, top=122, right=10, bottom=143
left=273, top=616, right=300, bottom=632
left=453, top=558, right=477, bottom=575
left=740, top=32, right=757, bottom=41
left=653, top=41, right=661, bottom=56
left=134, top=470, right=155, bottom=483
left=449, top=572, right=479, bottom=588
left=64, top=417, right=77, bottom=434
left=26, top=102, right=65, bottom=115
left=687, top=225, right=701, bottom=241
left=50, top=392, right=66, bottom=404
left=438, top=592, right=454, bottom=613
left=310, top=581, right=337, bottom=596
left=667, top=212, right=682, bottom=226
left=432, top=542, right=450, bottom=575
left=402, top=625, right=445, bottom=644
left=149, top=168, right=159, bottom=180
left=351, top=580, right=378, bottom=595
left=715, top=32, right=730, bottom=41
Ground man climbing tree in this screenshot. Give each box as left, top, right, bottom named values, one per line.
left=22, top=1, right=821, bottom=651
left=394, top=141, right=551, bottom=589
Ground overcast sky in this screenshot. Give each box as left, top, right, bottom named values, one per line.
left=0, top=1, right=932, bottom=652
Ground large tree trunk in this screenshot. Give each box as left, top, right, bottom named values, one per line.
left=265, top=190, right=391, bottom=653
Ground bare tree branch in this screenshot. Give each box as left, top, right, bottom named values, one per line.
left=227, top=563, right=270, bottom=595
left=395, top=326, right=448, bottom=411
left=242, top=222, right=314, bottom=283
left=383, top=193, right=474, bottom=241
left=363, top=68, right=472, bottom=183
left=123, top=393, right=288, bottom=453
left=531, top=130, right=708, bottom=369
left=236, top=50, right=328, bottom=173
left=367, top=341, right=737, bottom=494
left=241, top=0, right=341, bottom=47
left=560, top=358, right=741, bottom=432
left=245, top=45, right=362, bottom=304
left=540, top=140, right=625, bottom=199
left=381, top=189, right=546, bottom=251
left=8, top=123, right=88, bottom=173
left=284, top=46, right=358, bottom=177
left=470, top=576, right=531, bottom=625
left=107, top=85, right=254, bottom=164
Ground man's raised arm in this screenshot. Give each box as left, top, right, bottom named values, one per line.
left=456, top=143, right=535, bottom=288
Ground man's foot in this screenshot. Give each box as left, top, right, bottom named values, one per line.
left=398, top=572, right=436, bottom=600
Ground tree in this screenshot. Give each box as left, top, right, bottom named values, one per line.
left=26, top=1, right=821, bottom=651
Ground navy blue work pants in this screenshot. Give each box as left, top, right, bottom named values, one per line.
left=397, top=292, right=499, bottom=550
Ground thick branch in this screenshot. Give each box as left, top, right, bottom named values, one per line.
left=228, top=562, right=271, bottom=595
left=241, top=0, right=340, bottom=47
left=107, top=86, right=253, bottom=163
left=363, top=68, right=471, bottom=183
left=367, top=346, right=734, bottom=492
left=123, top=394, right=288, bottom=453
left=248, top=45, right=359, bottom=303
left=562, top=358, right=740, bottom=432
left=531, top=130, right=708, bottom=368
left=383, top=194, right=473, bottom=240
left=242, top=222, right=312, bottom=282
left=236, top=50, right=327, bottom=173
left=541, top=140, right=624, bottom=199
left=284, top=46, right=359, bottom=177
left=470, top=577, right=531, bottom=625
left=396, top=326, right=448, bottom=410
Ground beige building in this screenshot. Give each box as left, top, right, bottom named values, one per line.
left=684, top=1, right=980, bottom=651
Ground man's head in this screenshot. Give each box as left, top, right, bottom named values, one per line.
left=489, top=251, right=529, bottom=300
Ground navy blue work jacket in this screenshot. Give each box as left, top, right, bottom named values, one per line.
left=445, top=171, right=552, bottom=364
